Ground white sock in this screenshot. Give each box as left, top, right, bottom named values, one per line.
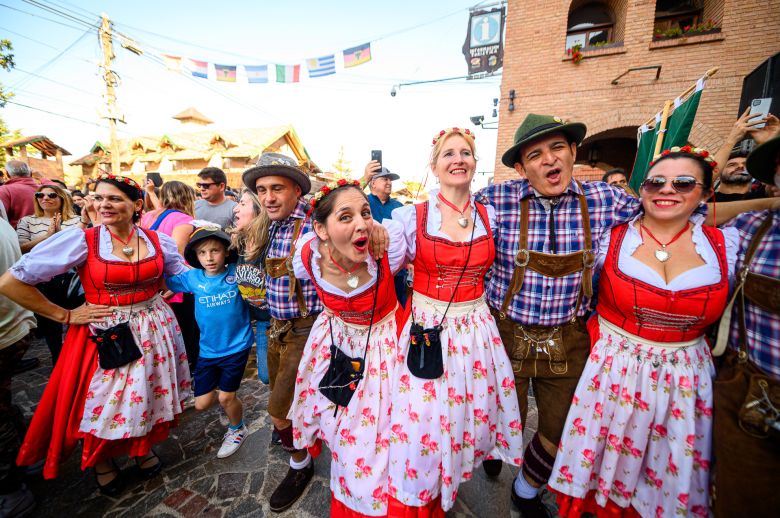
left=289, top=452, right=311, bottom=470
left=513, top=472, right=540, bottom=499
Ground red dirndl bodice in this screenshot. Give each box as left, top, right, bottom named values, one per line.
left=412, top=201, right=494, bottom=302
left=79, top=226, right=163, bottom=305
left=301, top=239, right=397, bottom=324
left=596, top=223, right=729, bottom=342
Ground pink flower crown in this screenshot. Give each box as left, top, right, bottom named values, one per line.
left=432, top=127, right=475, bottom=146
left=649, top=145, right=717, bottom=170
left=97, top=173, right=142, bottom=191
left=307, top=177, right=363, bottom=215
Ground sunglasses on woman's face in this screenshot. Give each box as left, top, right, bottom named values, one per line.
left=35, top=192, right=59, bottom=200
left=640, top=175, right=703, bottom=194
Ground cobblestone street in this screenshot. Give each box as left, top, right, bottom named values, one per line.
left=13, top=339, right=558, bottom=517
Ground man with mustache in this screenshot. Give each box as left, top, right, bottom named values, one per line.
left=242, top=153, right=322, bottom=513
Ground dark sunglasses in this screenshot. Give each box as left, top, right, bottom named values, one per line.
left=640, top=175, right=704, bottom=194
left=35, top=192, right=59, bottom=199
left=195, top=182, right=217, bottom=189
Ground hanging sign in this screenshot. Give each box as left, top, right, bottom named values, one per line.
left=462, top=7, right=505, bottom=76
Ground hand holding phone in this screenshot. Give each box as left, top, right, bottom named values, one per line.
left=749, top=98, right=773, bottom=129
left=371, top=150, right=382, bottom=169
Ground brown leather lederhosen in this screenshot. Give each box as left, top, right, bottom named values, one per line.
left=494, top=188, right=595, bottom=378
left=712, top=216, right=780, bottom=518
left=265, top=218, right=310, bottom=339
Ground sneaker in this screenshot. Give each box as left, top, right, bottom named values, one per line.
left=217, top=425, right=247, bottom=458
left=269, top=461, right=314, bottom=513
left=0, top=484, right=35, bottom=518
left=510, top=485, right=552, bottom=518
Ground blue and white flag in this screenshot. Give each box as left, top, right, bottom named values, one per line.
left=306, top=54, right=335, bottom=78
left=245, top=65, right=269, bottom=83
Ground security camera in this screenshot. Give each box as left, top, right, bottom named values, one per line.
left=390, top=86, right=397, bottom=97
left=470, top=115, right=484, bottom=126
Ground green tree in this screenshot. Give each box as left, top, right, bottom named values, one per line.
left=0, top=38, right=16, bottom=168
left=332, top=145, right=352, bottom=175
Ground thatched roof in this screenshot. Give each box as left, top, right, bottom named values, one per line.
left=172, top=107, right=214, bottom=125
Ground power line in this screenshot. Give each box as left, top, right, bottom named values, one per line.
left=0, top=3, right=91, bottom=32
left=0, top=25, right=59, bottom=49
left=21, top=0, right=98, bottom=30
left=12, top=68, right=97, bottom=96
left=11, top=27, right=93, bottom=90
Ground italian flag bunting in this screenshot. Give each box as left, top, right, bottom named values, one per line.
left=276, top=64, right=300, bottom=83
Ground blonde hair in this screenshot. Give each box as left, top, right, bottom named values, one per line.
left=429, top=128, right=477, bottom=168
left=33, top=183, right=75, bottom=220
left=230, top=189, right=270, bottom=262
left=160, top=181, right=197, bottom=216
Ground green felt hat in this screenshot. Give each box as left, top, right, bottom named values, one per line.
left=745, top=135, right=780, bottom=184
left=501, top=113, right=587, bottom=168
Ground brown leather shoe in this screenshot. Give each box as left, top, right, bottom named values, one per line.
left=269, top=461, right=314, bottom=513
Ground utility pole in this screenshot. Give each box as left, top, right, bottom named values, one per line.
left=99, top=14, right=121, bottom=174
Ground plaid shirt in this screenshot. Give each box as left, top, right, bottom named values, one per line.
left=726, top=210, right=780, bottom=378
left=265, top=198, right=322, bottom=320
left=477, top=180, right=639, bottom=326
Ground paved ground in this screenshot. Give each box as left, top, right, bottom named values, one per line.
left=13, top=338, right=559, bottom=517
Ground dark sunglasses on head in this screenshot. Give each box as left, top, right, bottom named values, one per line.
left=640, top=175, right=703, bottom=194
left=195, top=182, right=217, bottom=189
left=35, top=192, right=59, bottom=199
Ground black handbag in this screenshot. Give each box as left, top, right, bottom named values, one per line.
left=89, top=230, right=142, bottom=370
left=319, top=263, right=380, bottom=411
left=89, top=321, right=142, bottom=369
left=407, top=219, right=476, bottom=380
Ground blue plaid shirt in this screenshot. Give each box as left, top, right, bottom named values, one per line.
left=265, top=198, right=322, bottom=320
left=725, top=210, right=780, bottom=378
left=477, top=180, right=639, bottom=326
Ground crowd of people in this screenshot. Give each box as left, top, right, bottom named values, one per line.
left=0, top=108, right=778, bottom=518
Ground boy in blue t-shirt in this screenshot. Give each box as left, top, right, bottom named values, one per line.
left=166, top=227, right=254, bottom=459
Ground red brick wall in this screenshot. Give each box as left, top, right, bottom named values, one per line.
left=495, top=0, right=780, bottom=183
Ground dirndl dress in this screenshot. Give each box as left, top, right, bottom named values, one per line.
left=289, top=230, right=404, bottom=517
left=387, top=200, right=524, bottom=514
left=13, top=226, right=191, bottom=479
left=550, top=221, right=735, bottom=518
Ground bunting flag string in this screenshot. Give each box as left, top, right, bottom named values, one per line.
left=159, top=41, right=372, bottom=84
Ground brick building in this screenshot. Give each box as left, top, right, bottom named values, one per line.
left=494, top=0, right=780, bottom=183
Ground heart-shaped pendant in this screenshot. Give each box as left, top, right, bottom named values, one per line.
left=654, top=249, right=670, bottom=262
left=122, top=246, right=134, bottom=257
left=346, top=274, right=359, bottom=289
left=457, top=216, right=468, bottom=228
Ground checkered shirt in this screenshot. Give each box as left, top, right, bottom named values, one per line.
left=726, top=209, right=780, bottom=378
left=477, top=180, right=639, bottom=326
left=265, top=198, right=322, bottom=320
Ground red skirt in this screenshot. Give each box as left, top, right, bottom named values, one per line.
left=554, top=489, right=642, bottom=518
left=16, top=324, right=175, bottom=479
left=386, top=496, right=445, bottom=518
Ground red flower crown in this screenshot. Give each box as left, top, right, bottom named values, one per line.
left=97, top=173, right=142, bottom=191
left=649, top=145, right=717, bottom=170
left=307, top=177, right=363, bottom=216
left=432, top=127, right=475, bottom=146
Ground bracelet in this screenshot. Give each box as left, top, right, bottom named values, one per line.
left=64, top=310, right=71, bottom=325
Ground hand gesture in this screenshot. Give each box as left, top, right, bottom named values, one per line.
left=362, top=160, right=382, bottom=184
left=145, top=178, right=156, bottom=193
left=728, top=108, right=767, bottom=143
left=67, top=303, right=114, bottom=325
left=368, top=224, right=389, bottom=259
left=47, top=213, right=61, bottom=235
left=747, top=113, right=780, bottom=145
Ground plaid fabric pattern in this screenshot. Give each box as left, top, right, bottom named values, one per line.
left=265, top=198, right=322, bottom=320
left=726, top=209, right=780, bottom=377
left=477, top=180, right=639, bottom=326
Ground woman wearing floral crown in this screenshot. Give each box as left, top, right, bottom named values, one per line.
left=289, top=178, right=407, bottom=517
left=0, top=174, right=192, bottom=496
left=549, top=147, right=737, bottom=518
left=386, top=127, right=524, bottom=516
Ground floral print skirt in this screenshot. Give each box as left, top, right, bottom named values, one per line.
left=550, top=317, right=714, bottom=518
left=387, top=293, right=524, bottom=512
left=289, top=310, right=399, bottom=517
left=79, top=295, right=192, bottom=439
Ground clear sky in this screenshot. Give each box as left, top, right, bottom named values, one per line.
left=1, top=0, right=504, bottom=189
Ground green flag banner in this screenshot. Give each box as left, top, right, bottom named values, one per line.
left=629, top=78, right=705, bottom=192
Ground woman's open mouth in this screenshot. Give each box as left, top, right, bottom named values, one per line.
left=353, top=237, right=368, bottom=252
